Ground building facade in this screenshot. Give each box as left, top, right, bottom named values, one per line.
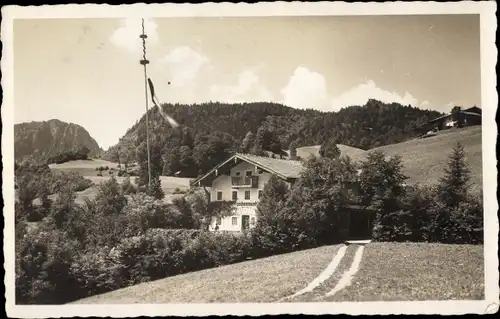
left=190, top=153, right=303, bottom=232
left=416, top=106, right=482, bottom=134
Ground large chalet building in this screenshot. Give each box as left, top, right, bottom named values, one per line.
left=190, top=153, right=304, bottom=232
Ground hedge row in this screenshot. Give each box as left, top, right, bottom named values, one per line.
left=16, top=228, right=257, bottom=304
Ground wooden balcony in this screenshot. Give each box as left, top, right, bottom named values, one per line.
left=231, top=176, right=259, bottom=188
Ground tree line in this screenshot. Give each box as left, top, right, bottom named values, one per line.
left=104, top=99, right=443, bottom=180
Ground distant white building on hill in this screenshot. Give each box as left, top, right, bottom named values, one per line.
left=190, top=153, right=303, bottom=232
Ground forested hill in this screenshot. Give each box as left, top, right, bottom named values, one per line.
left=15, top=119, right=103, bottom=163
left=102, top=99, right=443, bottom=178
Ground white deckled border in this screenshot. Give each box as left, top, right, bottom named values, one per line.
left=2, top=1, right=498, bottom=317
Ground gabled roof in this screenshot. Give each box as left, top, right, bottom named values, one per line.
left=190, top=153, right=304, bottom=186
left=426, top=108, right=481, bottom=124
left=464, top=106, right=482, bottom=114
left=461, top=111, right=481, bottom=117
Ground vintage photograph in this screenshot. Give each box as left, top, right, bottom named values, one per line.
left=2, top=2, right=498, bottom=317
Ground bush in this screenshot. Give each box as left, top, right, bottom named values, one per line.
left=46, top=147, right=90, bottom=165
left=172, top=187, right=186, bottom=194
left=117, top=169, right=129, bottom=177
left=184, top=231, right=252, bottom=270
left=112, top=229, right=202, bottom=285
left=121, top=176, right=137, bottom=194
left=70, top=247, right=126, bottom=298
left=16, top=227, right=80, bottom=304
left=123, top=193, right=191, bottom=235
left=448, top=197, right=483, bottom=244
left=51, top=171, right=94, bottom=193
left=371, top=184, right=483, bottom=244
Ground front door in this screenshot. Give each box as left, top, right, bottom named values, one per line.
left=241, top=215, right=250, bottom=231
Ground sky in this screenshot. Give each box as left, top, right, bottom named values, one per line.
left=14, top=14, right=481, bottom=149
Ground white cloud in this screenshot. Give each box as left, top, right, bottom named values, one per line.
left=280, top=67, right=330, bottom=110
left=161, top=46, right=209, bottom=87
left=110, top=18, right=158, bottom=53
left=330, top=80, right=420, bottom=111
left=209, top=70, right=273, bottom=103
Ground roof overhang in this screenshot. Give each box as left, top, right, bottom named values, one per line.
left=190, top=153, right=293, bottom=187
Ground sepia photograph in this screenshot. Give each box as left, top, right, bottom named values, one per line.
left=2, top=1, right=498, bottom=317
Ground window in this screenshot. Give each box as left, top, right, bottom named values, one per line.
left=235, top=172, right=240, bottom=176
left=216, top=217, right=222, bottom=225
left=258, top=190, right=264, bottom=199
left=232, top=217, right=238, bottom=225
left=232, top=191, right=238, bottom=201
left=246, top=171, right=252, bottom=177
left=217, top=191, right=222, bottom=201
left=257, top=168, right=263, bottom=174
left=245, top=191, right=251, bottom=200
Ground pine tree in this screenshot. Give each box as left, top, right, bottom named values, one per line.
left=147, top=174, right=165, bottom=200
left=438, top=141, right=471, bottom=207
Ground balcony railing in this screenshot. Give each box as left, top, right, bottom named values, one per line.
left=231, top=176, right=259, bottom=188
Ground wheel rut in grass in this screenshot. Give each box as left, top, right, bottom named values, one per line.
left=278, top=244, right=348, bottom=302
left=287, top=244, right=358, bottom=302
left=324, top=245, right=365, bottom=298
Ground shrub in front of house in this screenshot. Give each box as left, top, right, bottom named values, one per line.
left=70, top=246, right=126, bottom=299
left=109, top=229, right=251, bottom=287
left=184, top=231, right=253, bottom=271
left=15, top=226, right=80, bottom=304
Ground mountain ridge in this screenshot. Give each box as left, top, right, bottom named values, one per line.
left=14, top=119, right=103, bottom=163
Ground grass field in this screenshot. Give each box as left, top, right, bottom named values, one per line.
left=48, top=159, right=192, bottom=203
left=326, top=243, right=484, bottom=302
left=72, top=245, right=342, bottom=304
left=71, top=243, right=484, bottom=304
left=296, top=144, right=367, bottom=161
left=298, top=126, right=482, bottom=194
left=49, top=159, right=121, bottom=176
left=365, top=126, right=482, bottom=193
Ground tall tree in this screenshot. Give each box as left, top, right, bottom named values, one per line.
left=192, top=131, right=236, bottom=174
left=319, top=138, right=341, bottom=159
left=240, top=131, right=255, bottom=153
left=147, top=175, right=165, bottom=200
left=17, top=175, right=37, bottom=221
left=162, top=147, right=181, bottom=176
left=289, top=141, right=298, bottom=160
left=111, top=148, right=121, bottom=168
left=359, top=150, right=408, bottom=208
left=438, top=141, right=472, bottom=207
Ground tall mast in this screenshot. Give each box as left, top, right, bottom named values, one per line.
left=140, top=18, right=152, bottom=188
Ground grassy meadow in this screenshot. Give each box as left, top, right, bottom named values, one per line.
left=297, top=126, right=482, bottom=194
left=72, top=242, right=484, bottom=304
left=48, top=158, right=191, bottom=204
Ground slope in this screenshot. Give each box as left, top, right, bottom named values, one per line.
left=295, top=144, right=367, bottom=160
left=72, top=242, right=483, bottom=304
left=352, top=126, right=483, bottom=193
left=48, top=158, right=191, bottom=203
